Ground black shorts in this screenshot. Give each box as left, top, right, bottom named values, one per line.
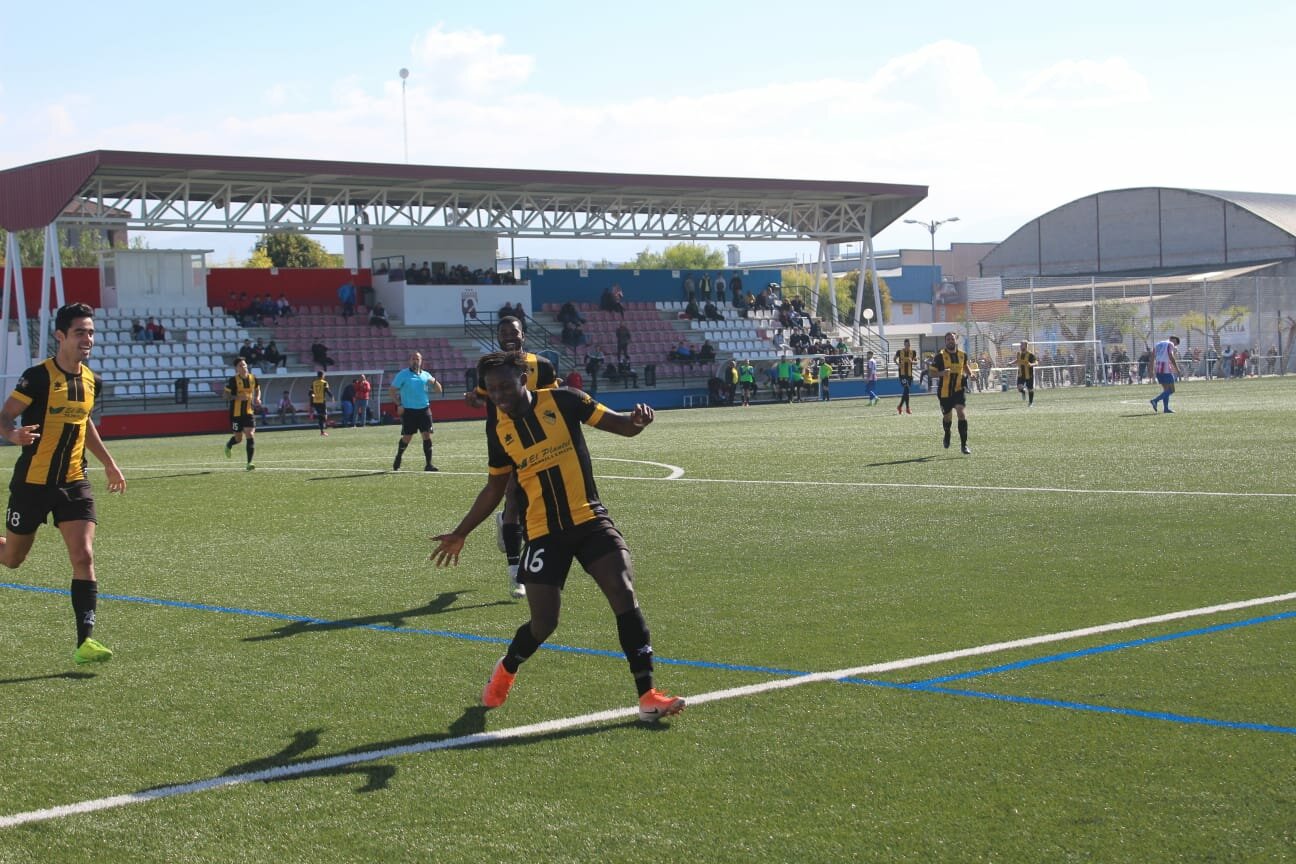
left=938, top=392, right=967, bottom=414
left=400, top=407, right=433, bottom=436
left=1018, top=376, right=1034, bottom=390
left=230, top=413, right=255, bottom=433
left=899, top=375, right=913, bottom=385
left=517, top=517, right=629, bottom=589
left=6, top=480, right=97, bottom=535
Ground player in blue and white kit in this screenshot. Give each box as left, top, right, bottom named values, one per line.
left=1150, top=336, right=1182, bottom=414
left=389, top=352, right=443, bottom=471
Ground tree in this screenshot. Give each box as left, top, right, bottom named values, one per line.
left=251, top=232, right=337, bottom=268
left=783, top=267, right=891, bottom=325
left=1179, top=306, right=1250, bottom=352
left=0, top=226, right=121, bottom=268
left=625, top=242, right=724, bottom=270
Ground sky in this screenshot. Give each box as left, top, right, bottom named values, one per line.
left=2, top=0, right=1293, bottom=266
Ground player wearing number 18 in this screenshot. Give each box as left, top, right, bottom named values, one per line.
left=0, top=303, right=127, bottom=664
left=431, top=351, right=684, bottom=723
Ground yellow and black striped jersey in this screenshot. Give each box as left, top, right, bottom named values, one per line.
left=930, top=349, right=970, bottom=398
left=8, top=358, right=100, bottom=487
left=1017, top=351, right=1037, bottom=381
left=475, top=351, right=558, bottom=399
left=310, top=378, right=331, bottom=403
left=224, top=373, right=259, bottom=419
left=895, top=348, right=917, bottom=378
left=486, top=388, right=607, bottom=540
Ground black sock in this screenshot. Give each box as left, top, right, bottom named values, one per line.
left=1028, top=390, right=1035, bottom=405
left=226, top=435, right=238, bottom=449
left=501, top=523, right=523, bottom=566
left=422, top=439, right=433, bottom=467
left=71, top=579, right=97, bottom=645
left=958, top=418, right=968, bottom=445
left=943, top=420, right=952, bottom=438
left=396, top=440, right=409, bottom=457
left=246, top=438, right=255, bottom=463
left=502, top=622, right=543, bottom=673
left=616, top=607, right=655, bottom=696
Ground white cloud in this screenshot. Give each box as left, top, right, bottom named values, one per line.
left=409, top=24, right=534, bottom=97
left=1017, top=57, right=1150, bottom=107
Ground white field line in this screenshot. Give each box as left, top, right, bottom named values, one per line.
left=117, top=460, right=1291, bottom=498
left=4, top=589, right=1295, bottom=830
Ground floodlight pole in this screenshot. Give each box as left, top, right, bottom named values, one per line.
left=904, top=215, right=959, bottom=309
left=399, top=68, right=410, bottom=163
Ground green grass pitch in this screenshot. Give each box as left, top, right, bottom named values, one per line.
left=1, top=378, right=1294, bottom=863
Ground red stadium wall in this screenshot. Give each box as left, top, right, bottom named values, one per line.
left=13, top=267, right=102, bottom=310
left=207, top=268, right=372, bottom=310
left=97, top=398, right=483, bottom=440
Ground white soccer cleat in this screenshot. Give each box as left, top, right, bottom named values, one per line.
left=508, top=564, right=526, bottom=598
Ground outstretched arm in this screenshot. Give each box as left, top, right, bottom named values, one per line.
left=593, top=403, right=654, bottom=437
left=430, top=472, right=512, bottom=566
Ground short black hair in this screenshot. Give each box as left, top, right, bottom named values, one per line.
left=498, top=315, right=524, bottom=333
left=479, top=350, right=528, bottom=377
left=55, top=303, right=94, bottom=333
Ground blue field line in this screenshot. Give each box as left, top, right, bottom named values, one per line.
left=854, top=679, right=1296, bottom=737
left=0, top=582, right=806, bottom=678
left=910, top=609, right=1296, bottom=686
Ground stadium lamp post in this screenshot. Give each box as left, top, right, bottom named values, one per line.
left=399, top=68, right=410, bottom=163
left=904, top=216, right=959, bottom=306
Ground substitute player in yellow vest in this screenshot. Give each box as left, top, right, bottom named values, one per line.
left=928, top=331, right=972, bottom=454
left=223, top=357, right=261, bottom=470
left=0, top=303, right=126, bottom=664
left=432, top=351, right=684, bottom=723
left=1016, top=340, right=1038, bottom=407
left=895, top=338, right=917, bottom=414
left=467, top=316, right=560, bottom=598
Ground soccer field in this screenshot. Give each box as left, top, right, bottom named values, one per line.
left=2, top=378, right=1294, bottom=863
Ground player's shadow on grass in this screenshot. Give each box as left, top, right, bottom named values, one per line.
left=242, top=591, right=512, bottom=642
left=865, top=455, right=936, bottom=467
left=0, top=670, right=96, bottom=686
left=220, top=710, right=649, bottom=793
left=305, top=471, right=390, bottom=482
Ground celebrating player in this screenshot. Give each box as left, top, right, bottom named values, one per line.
left=432, top=351, right=684, bottom=723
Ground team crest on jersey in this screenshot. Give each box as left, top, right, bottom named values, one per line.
left=504, top=433, right=514, bottom=445
left=542, top=409, right=557, bottom=425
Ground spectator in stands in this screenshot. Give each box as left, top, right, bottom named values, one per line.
left=756, top=286, right=772, bottom=310
left=340, top=379, right=356, bottom=427
left=557, top=301, right=584, bottom=326
left=699, top=274, right=712, bottom=302
left=609, top=360, right=638, bottom=388
left=276, top=390, right=298, bottom=425
left=369, top=302, right=390, bottom=330
left=419, top=262, right=432, bottom=283
left=145, top=317, right=165, bottom=342
left=250, top=339, right=266, bottom=366
left=684, top=298, right=703, bottom=321
left=338, top=282, right=356, bottom=319
left=703, top=301, right=724, bottom=322
left=699, top=339, right=717, bottom=364
left=730, top=275, right=744, bottom=307
left=1267, top=345, right=1280, bottom=375
left=277, top=293, right=293, bottom=318
left=498, top=301, right=515, bottom=320
left=565, top=369, right=584, bottom=390
left=585, top=345, right=606, bottom=381
left=238, top=339, right=256, bottom=362
left=310, top=338, right=335, bottom=370
left=670, top=341, right=694, bottom=366
left=263, top=340, right=285, bottom=370
left=600, top=284, right=625, bottom=318
left=510, top=301, right=525, bottom=318
left=241, top=293, right=258, bottom=326
left=353, top=374, right=372, bottom=426
left=131, top=318, right=147, bottom=341
left=615, top=322, right=632, bottom=363
left=258, top=294, right=277, bottom=320
left=683, top=274, right=696, bottom=302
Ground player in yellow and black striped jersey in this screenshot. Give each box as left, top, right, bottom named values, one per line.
left=1016, top=340, right=1038, bottom=406
left=466, top=315, right=560, bottom=597
left=223, top=358, right=261, bottom=469
left=928, top=331, right=972, bottom=454
left=309, top=371, right=332, bottom=436
left=894, top=338, right=918, bottom=414
left=432, top=351, right=684, bottom=723
left=0, top=303, right=126, bottom=665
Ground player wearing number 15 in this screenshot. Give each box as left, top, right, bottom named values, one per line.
left=431, top=351, right=684, bottom=723
left=223, top=358, right=260, bottom=469
left=929, top=331, right=972, bottom=455
left=0, top=303, right=127, bottom=665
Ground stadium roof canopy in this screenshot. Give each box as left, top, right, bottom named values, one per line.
left=0, top=150, right=927, bottom=244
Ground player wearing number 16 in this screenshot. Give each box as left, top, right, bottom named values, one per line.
left=430, top=351, right=684, bottom=723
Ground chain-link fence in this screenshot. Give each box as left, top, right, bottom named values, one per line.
left=962, top=273, right=1296, bottom=382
